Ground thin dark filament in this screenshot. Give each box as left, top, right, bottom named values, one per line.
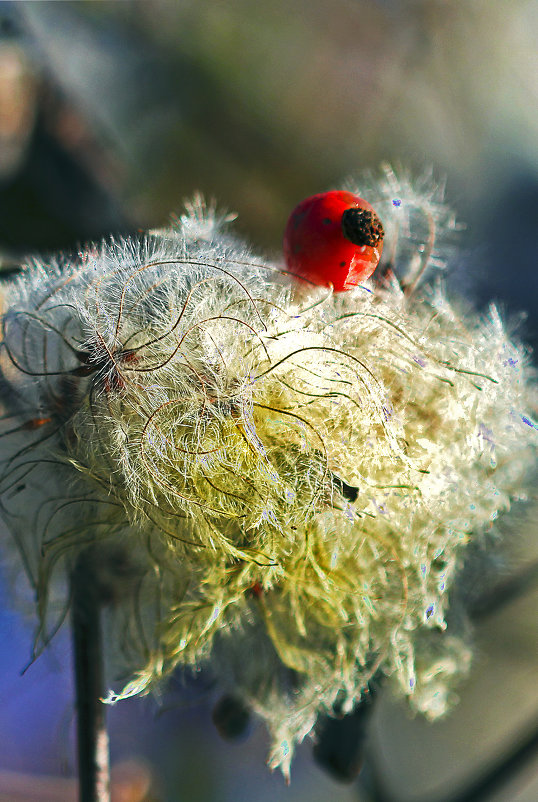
left=0, top=458, right=75, bottom=501
left=131, top=314, right=271, bottom=374
left=41, top=497, right=122, bottom=550
left=331, top=310, right=498, bottom=385
left=277, top=361, right=355, bottom=390
left=113, top=261, right=177, bottom=341
left=144, top=508, right=207, bottom=549
left=203, top=328, right=229, bottom=374
left=38, top=301, right=81, bottom=318
left=0, top=512, right=38, bottom=591
left=196, top=510, right=275, bottom=566
left=125, top=274, right=170, bottom=317
left=139, top=420, right=248, bottom=517
left=40, top=521, right=119, bottom=565
left=84, top=383, right=120, bottom=479
left=437, top=361, right=498, bottom=383
left=253, top=345, right=393, bottom=440
left=253, top=402, right=330, bottom=486
left=0, top=423, right=66, bottom=487
left=138, top=493, right=190, bottom=523
left=210, top=254, right=321, bottom=289
left=221, top=296, right=291, bottom=318
left=367, top=482, right=421, bottom=493
left=112, top=258, right=268, bottom=343
left=274, top=376, right=364, bottom=413
left=253, top=346, right=380, bottom=396
left=22, top=593, right=72, bottom=671
left=36, top=531, right=121, bottom=640
left=33, top=268, right=80, bottom=313
left=0, top=419, right=51, bottom=439
left=199, top=464, right=249, bottom=505
left=140, top=398, right=224, bottom=457
left=296, top=286, right=335, bottom=315
left=209, top=447, right=269, bottom=503
left=432, top=374, right=455, bottom=386
left=278, top=358, right=353, bottom=387
left=112, top=261, right=183, bottom=338
left=34, top=564, right=73, bottom=653
left=237, top=547, right=278, bottom=569
left=1, top=332, right=78, bottom=378
left=330, top=310, right=422, bottom=346
left=116, top=272, right=228, bottom=348
left=5, top=308, right=82, bottom=361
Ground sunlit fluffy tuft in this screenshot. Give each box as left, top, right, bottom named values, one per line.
left=0, top=168, right=536, bottom=776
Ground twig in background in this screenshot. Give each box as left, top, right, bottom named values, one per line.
left=71, top=551, right=110, bottom=802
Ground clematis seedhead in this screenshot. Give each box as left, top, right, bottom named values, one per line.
left=0, top=170, right=536, bottom=777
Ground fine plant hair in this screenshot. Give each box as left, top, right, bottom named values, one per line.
left=0, top=172, right=536, bottom=777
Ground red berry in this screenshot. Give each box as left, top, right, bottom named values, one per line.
left=283, top=191, right=384, bottom=291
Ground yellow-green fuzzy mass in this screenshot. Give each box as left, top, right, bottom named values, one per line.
left=0, top=180, right=536, bottom=776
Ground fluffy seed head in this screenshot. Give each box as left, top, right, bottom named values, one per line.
left=0, top=174, right=536, bottom=777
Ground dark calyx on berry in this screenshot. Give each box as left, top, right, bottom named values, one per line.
left=341, top=208, right=384, bottom=248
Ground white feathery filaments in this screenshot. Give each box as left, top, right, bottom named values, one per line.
left=347, top=163, right=462, bottom=291
left=0, top=169, right=536, bottom=777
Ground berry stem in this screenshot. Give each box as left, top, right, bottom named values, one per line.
left=71, top=551, right=111, bottom=802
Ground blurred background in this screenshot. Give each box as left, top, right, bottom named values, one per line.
left=0, top=1, right=537, bottom=800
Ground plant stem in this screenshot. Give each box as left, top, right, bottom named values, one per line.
left=71, top=553, right=110, bottom=802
